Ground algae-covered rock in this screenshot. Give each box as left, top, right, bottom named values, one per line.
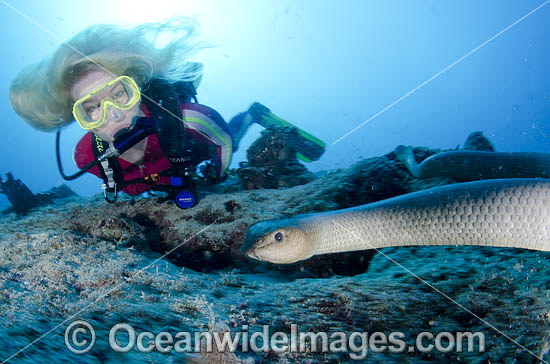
left=237, top=127, right=315, bottom=189
left=2, top=132, right=549, bottom=363
left=0, top=173, right=50, bottom=216
left=0, top=173, right=78, bottom=216
left=1, top=208, right=549, bottom=363
left=0, top=132, right=517, bottom=279
left=463, top=130, right=496, bottom=151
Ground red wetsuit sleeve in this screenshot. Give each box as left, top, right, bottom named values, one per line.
left=73, top=132, right=103, bottom=179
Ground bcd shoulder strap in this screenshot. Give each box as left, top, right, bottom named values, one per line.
left=141, top=78, right=200, bottom=177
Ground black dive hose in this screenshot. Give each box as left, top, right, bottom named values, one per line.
left=55, top=117, right=158, bottom=181
left=56, top=130, right=97, bottom=180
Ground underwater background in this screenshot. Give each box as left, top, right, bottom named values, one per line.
left=1, top=0, right=549, bottom=207
left=1, top=1, right=550, bottom=364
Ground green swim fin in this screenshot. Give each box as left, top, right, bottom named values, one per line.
left=248, top=102, right=326, bottom=162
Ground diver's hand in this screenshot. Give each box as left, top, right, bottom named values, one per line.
left=195, top=160, right=224, bottom=185
left=196, top=160, right=213, bottom=178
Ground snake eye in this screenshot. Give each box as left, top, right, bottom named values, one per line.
left=274, top=232, right=283, bottom=242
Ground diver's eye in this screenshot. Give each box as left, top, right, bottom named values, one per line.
left=113, top=90, right=127, bottom=101
left=274, top=232, right=283, bottom=242
left=85, top=104, right=100, bottom=114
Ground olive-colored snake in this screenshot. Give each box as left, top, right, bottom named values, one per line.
left=242, top=150, right=550, bottom=264
left=394, top=145, right=550, bottom=181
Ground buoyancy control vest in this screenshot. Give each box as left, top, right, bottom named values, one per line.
left=90, top=78, right=215, bottom=207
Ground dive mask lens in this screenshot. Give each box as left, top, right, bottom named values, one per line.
left=73, top=75, right=141, bottom=130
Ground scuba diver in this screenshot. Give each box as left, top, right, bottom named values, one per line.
left=9, top=19, right=325, bottom=208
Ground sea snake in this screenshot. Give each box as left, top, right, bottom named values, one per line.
left=242, top=178, right=550, bottom=264
left=394, top=145, right=550, bottom=181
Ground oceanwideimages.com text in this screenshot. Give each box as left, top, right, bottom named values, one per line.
left=65, top=321, right=485, bottom=360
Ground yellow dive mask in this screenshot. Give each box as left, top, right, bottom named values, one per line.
left=72, top=75, right=141, bottom=130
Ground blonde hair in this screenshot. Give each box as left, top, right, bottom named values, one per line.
left=9, top=18, right=205, bottom=131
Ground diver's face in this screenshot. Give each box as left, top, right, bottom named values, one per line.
left=71, top=70, right=142, bottom=142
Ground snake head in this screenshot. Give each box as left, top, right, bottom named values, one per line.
left=241, top=218, right=311, bottom=264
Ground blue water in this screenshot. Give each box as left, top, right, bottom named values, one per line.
left=1, top=0, right=549, bottom=207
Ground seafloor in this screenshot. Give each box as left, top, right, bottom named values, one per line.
left=1, top=141, right=550, bottom=363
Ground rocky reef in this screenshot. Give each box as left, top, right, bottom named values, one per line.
left=237, top=126, right=316, bottom=190
left=1, top=131, right=549, bottom=363
left=0, top=173, right=77, bottom=216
